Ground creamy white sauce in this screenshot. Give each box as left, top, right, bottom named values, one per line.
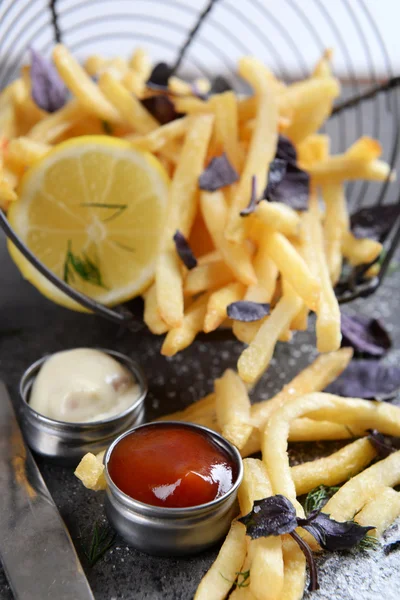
left=29, top=348, right=140, bottom=423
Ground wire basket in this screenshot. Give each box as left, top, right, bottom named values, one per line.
left=0, top=0, right=399, bottom=325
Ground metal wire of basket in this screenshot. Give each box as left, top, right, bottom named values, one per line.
left=0, top=0, right=399, bottom=326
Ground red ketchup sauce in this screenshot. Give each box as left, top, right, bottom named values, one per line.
left=107, top=424, right=237, bottom=508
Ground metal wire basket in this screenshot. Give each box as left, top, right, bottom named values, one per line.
left=0, top=0, right=399, bottom=327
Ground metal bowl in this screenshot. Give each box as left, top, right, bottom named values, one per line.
left=104, top=421, right=243, bottom=556
left=18, top=348, right=147, bottom=465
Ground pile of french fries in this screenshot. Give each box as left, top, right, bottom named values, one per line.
left=76, top=348, right=400, bottom=599
left=0, top=45, right=393, bottom=386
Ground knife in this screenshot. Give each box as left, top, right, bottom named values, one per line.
left=0, top=381, right=95, bottom=600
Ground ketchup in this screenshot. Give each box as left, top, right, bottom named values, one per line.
left=108, top=424, right=237, bottom=508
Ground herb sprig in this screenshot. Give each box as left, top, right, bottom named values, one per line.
left=80, top=202, right=127, bottom=223
left=80, top=522, right=116, bottom=567
left=239, top=494, right=373, bottom=592
left=220, top=569, right=250, bottom=589
left=63, top=241, right=107, bottom=289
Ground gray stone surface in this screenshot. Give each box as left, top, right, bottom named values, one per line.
left=1, top=231, right=400, bottom=600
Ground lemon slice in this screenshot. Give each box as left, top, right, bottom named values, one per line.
left=8, top=135, right=169, bottom=310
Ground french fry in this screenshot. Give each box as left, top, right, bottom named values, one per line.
left=27, top=100, right=85, bottom=143
left=85, top=55, right=129, bottom=79
left=211, top=91, right=242, bottom=171
left=263, top=393, right=400, bottom=510
left=226, top=58, right=278, bottom=242
left=99, top=71, right=158, bottom=133
left=52, top=45, right=121, bottom=123
left=297, top=134, right=330, bottom=168
left=301, top=195, right=341, bottom=353
left=252, top=201, right=301, bottom=237
left=284, top=76, right=340, bottom=144
left=262, top=228, right=320, bottom=311
left=75, top=451, right=106, bottom=491
left=184, top=260, right=235, bottom=295
left=173, top=95, right=210, bottom=115
left=322, top=182, right=348, bottom=284
left=355, top=487, right=400, bottom=537
left=238, top=459, right=284, bottom=600
left=342, top=231, right=382, bottom=266
left=312, top=48, right=334, bottom=78
left=287, top=417, right=364, bottom=442
left=156, top=115, right=214, bottom=327
left=237, top=283, right=303, bottom=384
left=280, top=535, right=306, bottom=600
left=143, top=284, right=168, bottom=335
left=215, top=370, right=253, bottom=450
left=201, top=190, right=257, bottom=286
left=204, top=282, right=245, bottom=333
left=128, top=117, right=188, bottom=152
left=290, top=303, right=309, bottom=331
left=291, top=437, right=377, bottom=495
left=0, top=177, right=18, bottom=210
left=6, top=137, right=51, bottom=172
left=161, top=293, right=209, bottom=356
left=129, top=47, right=152, bottom=83
left=323, top=451, right=400, bottom=525
left=194, top=521, right=247, bottom=600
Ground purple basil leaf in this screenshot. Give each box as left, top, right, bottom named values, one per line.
left=240, top=176, right=258, bottom=216
left=276, top=134, right=297, bottom=163
left=148, top=62, right=172, bottom=87
left=367, top=429, right=400, bottom=459
left=173, top=230, right=197, bottom=270
left=238, top=495, right=298, bottom=539
left=227, top=300, right=270, bottom=322
left=350, top=204, right=400, bottom=240
left=340, top=312, right=391, bottom=357
left=325, top=360, right=400, bottom=400
left=198, top=153, right=239, bottom=192
left=141, top=96, right=180, bottom=125
left=30, top=48, right=67, bottom=113
left=384, top=540, right=400, bottom=555
left=299, top=512, right=374, bottom=552
left=268, top=162, right=310, bottom=210
left=264, top=158, right=287, bottom=198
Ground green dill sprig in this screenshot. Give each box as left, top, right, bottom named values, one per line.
left=357, top=533, right=380, bottom=551
left=220, top=569, right=250, bottom=589
left=81, top=521, right=116, bottom=567
left=80, top=202, right=127, bottom=223
left=304, top=485, right=340, bottom=515
left=63, top=241, right=107, bottom=288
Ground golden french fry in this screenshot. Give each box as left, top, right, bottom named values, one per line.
left=129, top=47, right=152, bottom=82
left=312, top=48, right=334, bottom=78
left=262, top=229, right=320, bottom=311
left=197, top=250, right=221, bottom=265
left=156, top=115, right=214, bottom=327
left=7, top=137, right=51, bottom=172
left=184, top=260, right=235, bottom=295
left=238, top=459, right=284, bottom=600
left=342, top=231, right=382, bottom=266
left=323, top=451, right=400, bottom=523
left=226, top=58, right=278, bottom=242
left=215, top=370, right=253, bottom=450
left=291, top=437, right=376, bottom=496
left=355, top=487, right=400, bottom=537
left=143, top=284, right=168, bottom=335
left=290, top=304, right=309, bottom=331
left=0, top=177, right=18, bottom=210
left=161, top=293, right=209, bottom=356
left=280, top=535, right=306, bottom=600
left=322, top=182, right=348, bottom=284
left=346, top=136, right=383, bottom=160
left=263, top=393, right=400, bottom=510
left=238, top=282, right=303, bottom=384
left=75, top=451, right=106, bottom=491
left=204, top=282, right=245, bottom=333
left=297, top=133, right=330, bottom=168
left=284, top=76, right=340, bottom=144
left=301, top=195, right=341, bottom=353
left=201, top=190, right=257, bottom=286
left=99, top=71, right=158, bottom=133
left=52, top=45, right=121, bottom=122
left=194, top=521, right=247, bottom=600
left=252, top=201, right=301, bottom=237
left=128, top=117, right=188, bottom=152
left=287, top=417, right=363, bottom=442
left=211, top=91, right=242, bottom=171
left=27, top=100, right=85, bottom=143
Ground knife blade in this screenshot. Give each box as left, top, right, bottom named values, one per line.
left=0, top=381, right=95, bottom=600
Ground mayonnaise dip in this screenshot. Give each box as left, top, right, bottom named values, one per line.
left=29, top=349, right=140, bottom=423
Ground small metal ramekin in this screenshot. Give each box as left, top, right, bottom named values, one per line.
left=18, top=349, right=147, bottom=465
left=104, top=421, right=243, bottom=556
